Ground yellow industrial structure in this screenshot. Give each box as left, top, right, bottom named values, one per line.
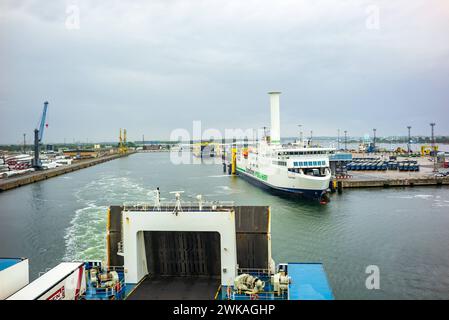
left=421, top=145, right=438, bottom=156
left=119, top=128, right=128, bottom=154
left=231, top=146, right=236, bottom=175
left=394, top=147, right=407, bottom=154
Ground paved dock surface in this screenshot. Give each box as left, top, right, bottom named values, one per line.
left=338, top=170, right=449, bottom=188
left=126, top=276, right=220, bottom=300
left=337, top=155, right=449, bottom=188
left=0, top=152, right=134, bottom=192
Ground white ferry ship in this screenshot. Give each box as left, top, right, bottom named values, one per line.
left=236, top=92, right=335, bottom=201
left=1, top=192, right=333, bottom=300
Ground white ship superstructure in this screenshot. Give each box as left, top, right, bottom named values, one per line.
left=1, top=193, right=334, bottom=300
left=236, top=92, right=335, bottom=200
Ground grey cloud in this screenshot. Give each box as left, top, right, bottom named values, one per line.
left=0, top=0, right=448, bottom=144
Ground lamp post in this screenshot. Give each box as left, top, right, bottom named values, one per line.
left=407, top=126, right=411, bottom=154
left=373, top=128, right=377, bottom=151
left=337, top=129, right=340, bottom=150
left=430, top=123, right=437, bottom=172
left=344, top=130, right=348, bottom=151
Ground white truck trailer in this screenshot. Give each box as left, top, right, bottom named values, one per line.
left=7, top=262, right=86, bottom=300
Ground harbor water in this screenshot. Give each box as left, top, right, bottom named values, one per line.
left=0, top=152, right=448, bottom=299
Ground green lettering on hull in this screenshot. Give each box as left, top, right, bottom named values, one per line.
left=237, top=166, right=267, bottom=181
left=255, top=171, right=268, bottom=181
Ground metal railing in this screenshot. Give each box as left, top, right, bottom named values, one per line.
left=237, top=268, right=272, bottom=276
left=85, top=278, right=126, bottom=299
left=122, top=201, right=235, bottom=212
left=84, top=264, right=126, bottom=300
left=234, top=267, right=290, bottom=300
left=91, top=264, right=124, bottom=273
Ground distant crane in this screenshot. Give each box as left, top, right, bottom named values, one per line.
left=33, top=101, right=49, bottom=169
left=119, top=128, right=128, bottom=154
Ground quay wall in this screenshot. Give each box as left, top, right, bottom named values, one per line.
left=0, top=152, right=134, bottom=192
left=339, top=177, right=449, bottom=188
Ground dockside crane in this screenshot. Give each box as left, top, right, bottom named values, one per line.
left=33, top=101, right=49, bottom=169
left=118, top=128, right=128, bottom=154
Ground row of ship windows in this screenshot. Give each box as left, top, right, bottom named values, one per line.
left=294, top=161, right=326, bottom=167
left=277, top=151, right=334, bottom=156
left=273, top=160, right=327, bottom=166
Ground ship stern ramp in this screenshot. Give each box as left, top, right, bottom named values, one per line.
left=107, top=205, right=271, bottom=300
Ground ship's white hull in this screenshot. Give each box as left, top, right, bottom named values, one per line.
left=236, top=164, right=330, bottom=199
left=236, top=146, right=333, bottom=200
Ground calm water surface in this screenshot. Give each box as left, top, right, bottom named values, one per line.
left=1, top=153, right=448, bottom=299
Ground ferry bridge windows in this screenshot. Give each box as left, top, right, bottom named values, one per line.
left=292, top=160, right=329, bottom=167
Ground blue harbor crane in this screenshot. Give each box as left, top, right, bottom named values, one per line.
left=32, top=101, right=49, bottom=169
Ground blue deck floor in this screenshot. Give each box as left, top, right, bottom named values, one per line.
left=0, top=258, right=22, bottom=272
left=288, top=263, right=334, bottom=300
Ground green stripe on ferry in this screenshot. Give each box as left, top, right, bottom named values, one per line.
left=254, top=171, right=268, bottom=181
left=237, top=166, right=267, bottom=181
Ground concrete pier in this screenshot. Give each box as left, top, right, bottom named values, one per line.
left=0, top=152, right=134, bottom=192
left=338, top=176, right=449, bottom=189
left=335, top=154, right=449, bottom=190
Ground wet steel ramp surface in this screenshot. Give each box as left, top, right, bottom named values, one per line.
left=126, top=276, right=220, bottom=300
left=144, top=231, right=221, bottom=277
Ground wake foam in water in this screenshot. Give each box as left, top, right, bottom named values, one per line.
left=414, top=195, right=433, bottom=199
left=63, top=175, right=155, bottom=263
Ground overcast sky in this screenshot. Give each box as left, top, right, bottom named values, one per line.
left=1, top=0, right=448, bottom=144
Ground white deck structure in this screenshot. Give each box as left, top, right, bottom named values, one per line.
left=121, top=202, right=238, bottom=286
